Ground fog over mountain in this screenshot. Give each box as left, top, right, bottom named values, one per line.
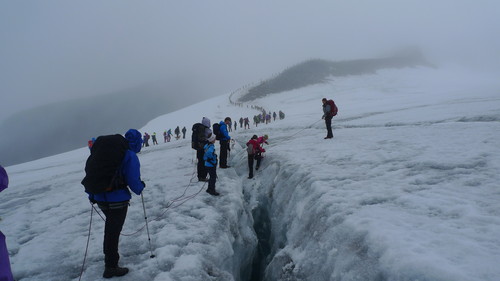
left=0, top=80, right=203, bottom=166
left=239, top=50, right=430, bottom=102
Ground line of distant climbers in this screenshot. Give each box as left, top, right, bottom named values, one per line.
left=87, top=110, right=285, bottom=150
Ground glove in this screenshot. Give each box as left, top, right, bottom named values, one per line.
left=228, top=146, right=231, bottom=151
left=141, top=181, right=146, bottom=188
left=89, top=197, right=97, bottom=204
left=261, top=149, right=266, bottom=153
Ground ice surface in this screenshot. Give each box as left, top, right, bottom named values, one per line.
left=1, top=66, right=500, bottom=280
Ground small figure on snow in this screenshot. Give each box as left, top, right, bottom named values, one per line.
left=151, top=132, right=158, bottom=145
left=204, top=134, right=219, bottom=196
left=174, top=126, right=180, bottom=139
left=246, top=135, right=267, bottom=179
left=322, top=98, right=338, bottom=139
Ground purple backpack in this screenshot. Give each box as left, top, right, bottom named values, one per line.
left=0, top=165, right=8, bottom=193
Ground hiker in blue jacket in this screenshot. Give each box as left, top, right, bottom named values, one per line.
left=204, top=134, right=219, bottom=196
left=87, top=129, right=145, bottom=278
left=218, top=117, right=231, bottom=168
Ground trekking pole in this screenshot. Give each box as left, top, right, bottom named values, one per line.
left=78, top=203, right=94, bottom=281
left=141, top=193, right=156, bottom=258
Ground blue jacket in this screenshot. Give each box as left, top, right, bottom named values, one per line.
left=219, top=121, right=231, bottom=141
left=203, top=143, right=218, bottom=167
left=88, top=129, right=145, bottom=203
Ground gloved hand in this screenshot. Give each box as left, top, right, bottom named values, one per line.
left=141, top=181, right=146, bottom=188
left=89, top=197, right=97, bottom=204
left=261, top=149, right=266, bottom=153
left=228, top=146, right=231, bottom=151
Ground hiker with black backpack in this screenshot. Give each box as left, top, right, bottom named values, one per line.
left=192, top=117, right=212, bottom=182
left=174, top=126, right=180, bottom=139
left=81, top=129, right=146, bottom=279
left=322, top=98, right=338, bottom=139
left=214, top=117, right=231, bottom=168
left=182, top=126, right=187, bottom=139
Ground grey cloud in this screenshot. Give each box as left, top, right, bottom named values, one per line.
left=1, top=0, right=499, bottom=121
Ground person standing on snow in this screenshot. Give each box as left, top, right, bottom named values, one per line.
left=151, top=132, right=158, bottom=145
left=174, top=126, right=180, bottom=139
left=322, top=98, right=337, bottom=139
left=244, top=117, right=250, bottom=129
left=85, top=129, right=146, bottom=278
left=204, top=134, right=219, bottom=196
left=181, top=126, right=187, bottom=139
left=192, top=117, right=212, bottom=182
left=0, top=165, right=14, bottom=281
left=166, top=129, right=172, bottom=142
left=218, top=117, right=232, bottom=168
left=143, top=132, right=150, bottom=147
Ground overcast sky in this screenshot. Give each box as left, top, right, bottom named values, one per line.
left=1, top=0, right=499, bottom=122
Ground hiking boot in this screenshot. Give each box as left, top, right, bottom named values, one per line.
left=103, top=266, right=129, bottom=278
left=198, top=178, right=209, bottom=182
left=220, top=165, right=231, bottom=169
left=324, top=136, right=333, bottom=139
left=206, top=189, right=220, bottom=196
left=248, top=175, right=253, bottom=179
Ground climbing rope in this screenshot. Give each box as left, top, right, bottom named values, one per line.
left=78, top=203, right=94, bottom=281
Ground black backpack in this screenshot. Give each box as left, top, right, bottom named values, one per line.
left=81, top=134, right=129, bottom=194
left=212, top=123, right=222, bottom=140
left=191, top=123, right=207, bottom=150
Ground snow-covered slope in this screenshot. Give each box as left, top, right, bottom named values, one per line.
left=1, top=66, right=500, bottom=281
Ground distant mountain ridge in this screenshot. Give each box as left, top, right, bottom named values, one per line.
left=239, top=51, right=431, bottom=102
left=0, top=82, right=200, bottom=166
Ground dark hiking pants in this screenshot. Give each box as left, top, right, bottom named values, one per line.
left=325, top=116, right=333, bottom=138
left=207, top=166, right=217, bottom=192
left=197, top=149, right=208, bottom=180
left=99, top=202, right=128, bottom=268
left=219, top=140, right=229, bottom=167
left=248, top=154, right=262, bottom=178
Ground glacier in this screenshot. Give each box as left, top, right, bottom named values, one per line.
left=1, top=66, right=500, bottom=281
